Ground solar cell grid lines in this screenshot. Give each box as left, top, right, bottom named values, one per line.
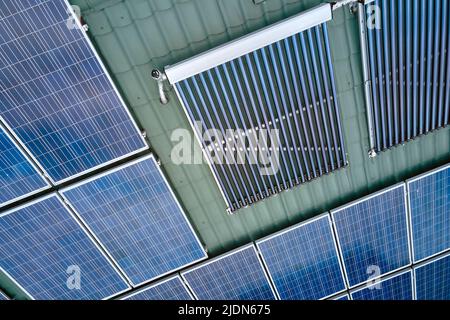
left=0, top=194, right=130, bottom=300
left=181, top=245, right=277, bottom=300
left=331, top=184, right=411, bottom=288
left=61, top=155, right=207, bottom=287
left=256, top=214, right=346, bottom=300
left=122, top=275, right=193, bottom=301
left=415, top=252, right=450, bottom=300
left=0, top=0, right=148, bottom=184
left=350, top=270, right=413, bottom=301
left=407, top=164, right=450, bottom=262
left=0, top=124, right=49, bottom=207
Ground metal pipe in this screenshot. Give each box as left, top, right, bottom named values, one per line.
left=358, top=3, right=377, bottom=157
left=151, top=69, right=169, bottom=105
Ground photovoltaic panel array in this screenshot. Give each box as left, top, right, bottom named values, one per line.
left=332, top=184, right=411, bottom=287
left=364, top=0, right=450, bottom=153
left=0, top=0, right=147, bottom=184
left=182, top=245, right=276, bottom=300
left=61, top=155, right=207, bottom=286
left=415, top=253, right=450, bottom=300
left=122, top=276, right=193, bottom=301
left=0, top=125, right=49, bottom=207
left=170, top=6, right=346, bottom=212
left=351, top=270, right=413, bottom=300
left=256, top=215, right=346, bottom=300
left=0, top=194, right=129, bottom=300
left=408, top=164, right=450, bottom=262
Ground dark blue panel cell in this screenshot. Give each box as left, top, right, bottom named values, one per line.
left=61, top=155, right=207, bottom=286
left=415, top=253, right=450, bottom=300
left=408, top=164, right=450, bottom=262
left=351, top=271, right=413, bottom=300
left=182, top=245, right=276, bottom=300
left=257, top=215, right=346, bottom=300
left=332, top=185, right=411, bottom=287
left=0, top=194, right=129, bottom=300
left=0, top=126, right=49, bottom=206
left=123, top=276, right=193, bottom=301
left=0, top=0, right=147, bottom=183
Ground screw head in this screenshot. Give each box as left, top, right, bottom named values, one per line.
left=151, top=69, right=161, bottom=79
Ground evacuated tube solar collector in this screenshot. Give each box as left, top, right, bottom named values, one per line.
left=164, top=4, right=348, bottom=213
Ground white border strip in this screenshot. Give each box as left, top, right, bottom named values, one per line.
left=165, top=3, right=332, bottom=84
left=181, top=244, right=278, bottom=300
left=330, top=292, right=351, bottom=301
left=119, top=275, right=194, bottom=300
left=0, top=194, right=131, bottom=300
left=256, top=213, right=347, bottom=300
left=60, top=154, right=208, bottom=288
left=331, top=183, right=412, bottom=289
left=0, top=124, right=51, bottom=208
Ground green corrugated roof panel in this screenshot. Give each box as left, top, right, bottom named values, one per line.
left=1, top=0, right=449, bottom=299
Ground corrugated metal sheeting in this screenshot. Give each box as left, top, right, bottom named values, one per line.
left=364, top=0, right=450, bottom=152
left=173, top=19, right=347, bottom=212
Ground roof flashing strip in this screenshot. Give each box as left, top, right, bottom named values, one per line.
left=165, top=3, right=332, bottom=84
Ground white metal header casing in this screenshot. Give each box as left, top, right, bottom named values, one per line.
left=165, top=3, right=333, bottom=84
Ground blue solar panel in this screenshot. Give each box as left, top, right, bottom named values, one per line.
left=256, top=214, right=346, bottom=300
left=182, top=245, right=276, bottom=300
left=0, top=0, right=147, bottom=184
left=351, top=270, right=413, bottom=300
left=408, top=164, right=450, bottom=262
left=0, top=194, right=130, bottom=300
left=61, top=155, right=207, bottom=286
left=415, top=253, right=450, bottom=300
left=123, top=276, right=193, bottom=301
left=0, top=291, right=8, bottom=300
left=332, top=184, right=411, bottom=287
left=0, top=125, right=49, bottom=207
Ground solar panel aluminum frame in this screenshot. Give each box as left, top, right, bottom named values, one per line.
left=329, top=292, right=351, bottom=301
left=181, top=244, right=278, bottom=300
left=166, top=3, right=336, bottom=214
left=331, top=183, right=413, bottom=289
left=0, top=123, right=50, bottom=208
left=119, top=275, right=195, bottom=300
left=406, top=163, right=450, bottom=263
left=413, top=250, right=450, bottom=300
left=59, top=153, right=207, bottom=288
left=0, top=193, right=132, bottom=300
left=255, top=213, right=347, bottom=300
left=349, top=268, right=414, bottom=300
left=0, top=0, right=149, bottom=186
